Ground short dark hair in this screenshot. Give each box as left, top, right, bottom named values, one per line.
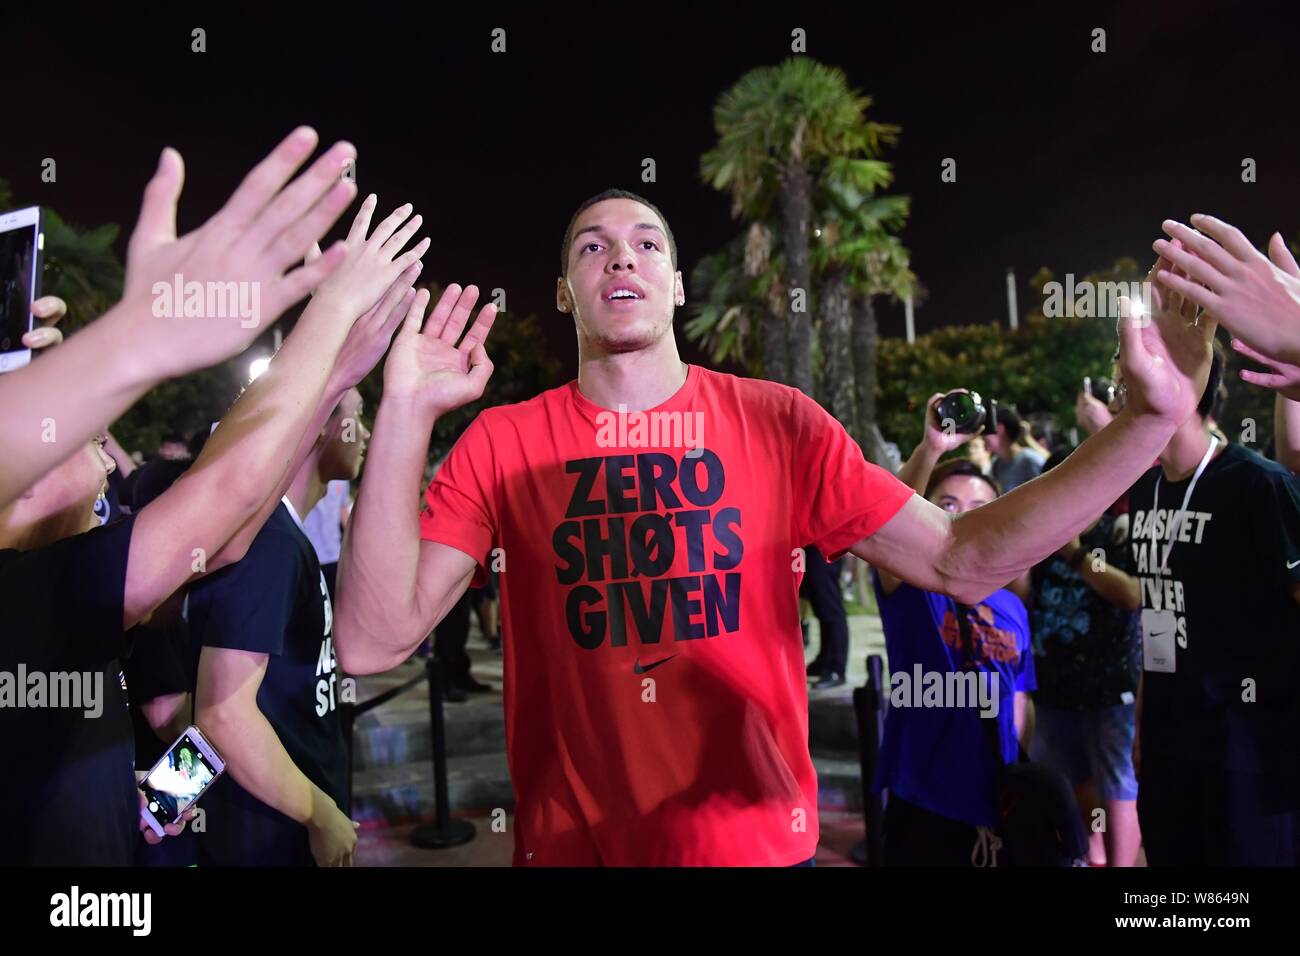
left=560, top=188, right=677, bottom=277
left=997, top=404, right=1025, bottom=443
left=924, top=458, right=1002, bottom=500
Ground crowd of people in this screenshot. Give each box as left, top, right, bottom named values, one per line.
left=868, top=333, right=1300, bottom=865
left=2, top=127, right=1299, bottom=867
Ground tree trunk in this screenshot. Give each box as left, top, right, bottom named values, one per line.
left=851, top=293, right=890, bottom=468
left=779, top=162, right=814, bottom=394
left=761, top=304, right=789, bottom=386
left=817, top=268, right=856, bottom=433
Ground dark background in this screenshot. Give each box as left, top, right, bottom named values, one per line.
left=4, top=2, right=1297, bottom=383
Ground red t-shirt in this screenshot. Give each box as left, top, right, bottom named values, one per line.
left=419, top=365, right=913, bottom=865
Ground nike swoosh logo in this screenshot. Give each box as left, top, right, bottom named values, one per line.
left=634, top=655, right=677, bottom=675
left=1288, top=559, right=1300, bottom=569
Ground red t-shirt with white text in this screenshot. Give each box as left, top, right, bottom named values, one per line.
left=419, top=365, right=913, bottom=865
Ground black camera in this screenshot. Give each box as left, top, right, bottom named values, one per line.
left=933, top=390, right=999, bottom=435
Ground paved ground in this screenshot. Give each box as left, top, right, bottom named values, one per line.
left=357, top=810, right=868, bottom=867
left=353, top=612, right=882, bottom=866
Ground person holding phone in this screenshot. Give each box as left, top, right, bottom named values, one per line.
left=0, top=130, right=421, bottom=865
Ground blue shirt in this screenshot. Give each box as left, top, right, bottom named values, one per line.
left=872, top=574, right=1035, bottom=827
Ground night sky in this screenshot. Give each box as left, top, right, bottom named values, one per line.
left=6, top=3, right=1298, bottom=383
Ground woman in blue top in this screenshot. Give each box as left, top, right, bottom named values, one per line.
left=873, top=393, right=1036, bottom=866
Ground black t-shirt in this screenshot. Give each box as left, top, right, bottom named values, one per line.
left=1130, top=443, right=1300, bottom=776
left=124, top=616, right=193, bottom=771
left=186, top=503, right=347, bottom=866
left=122, top=458, right=189, bottom=513
left=1031, top=513, right=1141, bottom=711
left=0, top=516, right=139, bottom=865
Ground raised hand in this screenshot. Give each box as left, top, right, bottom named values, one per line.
left=1155, top=215, right=1300, bottom=366
left=1115, top=244, right=1217, bottom=426
left=1230, top=338, right=1300, bottom=401
left=1075, top=389, right=1113, bottom=436
left=383, top=284, right=498, bottom=418
left=1222, top=237, right=1300, bottom=400
left=328, top=265, right=421, bottom=393
left=122, top=127, right=357, bottom=378
left=308, top=195, right=430, bottom=319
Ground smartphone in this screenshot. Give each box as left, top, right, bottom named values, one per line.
left=0, top=206, right=44, bottom=373
left=138, top=726, right=226, bottom=837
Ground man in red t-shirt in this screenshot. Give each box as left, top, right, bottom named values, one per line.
left=335, top=189, right=1216, bottom=866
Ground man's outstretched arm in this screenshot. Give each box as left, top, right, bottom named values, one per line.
left=856, top=251, right=1215, bottom=604
left=334, top=284, right=497, bottom=674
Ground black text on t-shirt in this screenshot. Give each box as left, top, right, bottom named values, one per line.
left=551, top=450, right=743, bottom=650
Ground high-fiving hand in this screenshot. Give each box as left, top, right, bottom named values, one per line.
left=1155, top=215, right=1300, bottom=367
left=308, top=194, right=429, bottom=319
left=383, top=284, right=498, bottom=419
left=1114, top=243, right=1218, bottom=427
left=121, top=126, right=357, bottom=378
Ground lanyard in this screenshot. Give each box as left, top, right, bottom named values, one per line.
left=1152, top=435, right=1218, bottom=575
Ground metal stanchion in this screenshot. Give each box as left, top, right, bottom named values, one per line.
left=342, top=703, right=356, bottom=812
left=849, top=653, right=886, bottom=866
left=411, top=656, right=476, bottom=849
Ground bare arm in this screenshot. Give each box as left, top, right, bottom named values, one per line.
left=857, top=254, right=1212, bottom=605
left=334, top=392, right=477, bottom=674
left=335, top=285, right=497, bottom=674
left=141, top=693, right=191, bottom=745
left=124, top=296, right=359, bottom=629
left=1057, top=534, right=1141, bottom=612
left=0, top=129, right=354, bottom=509
left=207, top=206, right=425, bottom=569
left=1014, top=691, right=1034, bottom=751
left=195, top=647, right=356, bottom=865
left=857, top=410, right=1173, bottom=604
left=123, top=196, right=428, bottom=628
left=1274, top=393, right=1300, bottom=474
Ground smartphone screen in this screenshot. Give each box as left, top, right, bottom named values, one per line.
left=0, top=207, right=41, bottom=370
left=139, top=731, right=222, bottom=828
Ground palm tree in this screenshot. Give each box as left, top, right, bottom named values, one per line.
left=850, top=236, right=914, bottom=466
left=810, top=155, right=911, bottom=458
left=702, top=58, right=897, bottom=394
left=685, top=222, right=786, bottom=373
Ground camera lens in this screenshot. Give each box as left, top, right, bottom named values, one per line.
left=934, top=391, right=986, bottom=434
